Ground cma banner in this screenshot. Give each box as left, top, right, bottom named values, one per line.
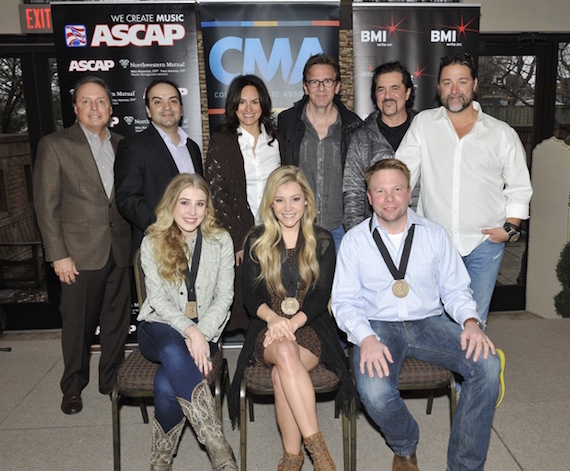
left=353, top=3, right=480, bottom=118
left=51, top=1, right=202, bottom=146
left=200, top=0, right=340, bottom=131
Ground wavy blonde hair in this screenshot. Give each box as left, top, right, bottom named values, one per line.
left=146, top=173, right=223, bottom=285
left=250, top=166, right=319, bottom=298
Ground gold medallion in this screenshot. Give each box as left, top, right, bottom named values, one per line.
left=392, top=280, right=409, bottom=298
left=281, top=297, right=300, bottom=315
left=185, top=301, right=198, bottom=319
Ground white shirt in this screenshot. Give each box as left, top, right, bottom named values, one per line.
left=80, top=124, right=114, bottom=199
left=152, top=123, right=196, bottom=174
left=396, top=101, right=533, bottom=256
left=239, top=124, right=280, bottom=223
left=332, top=210, right=478, bottom=346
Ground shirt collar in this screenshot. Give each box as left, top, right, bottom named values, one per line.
left=437, top=100, right=483, bottom=124
left=369, top=208, right=425, bottom=235
left=238, top=123, right=267, bottom=142
left=152, top=122, right=188, bottom=146
left=79, top=123, right=110, bottom=144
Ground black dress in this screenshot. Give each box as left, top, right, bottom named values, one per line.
left=228, top=225, right=358, bottom=426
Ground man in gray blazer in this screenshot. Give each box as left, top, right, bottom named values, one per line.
left=34, top=76, right=131, bottom=415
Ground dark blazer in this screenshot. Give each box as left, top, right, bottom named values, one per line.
left=114, top=124, right=203, bottom=256
left=278, top=94, right=362, bottom=169
left=33, top=122, right=131, bottom=270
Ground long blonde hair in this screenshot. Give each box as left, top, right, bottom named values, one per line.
left=251, top=166, right=319, bottom=298
left=147, top=173, right=223, bottom=285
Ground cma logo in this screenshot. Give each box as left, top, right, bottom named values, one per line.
left=431, top=30, right=457, bottom=43
left=210, top=36, right=324, bottom=85
left=69, top=59, right=115, bottom=72
left=360, top=31, right=387, bottom=43
left=91, top=24, right=185, bottom=47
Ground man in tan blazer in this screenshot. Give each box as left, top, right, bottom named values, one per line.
left=34, top=76, right=131, bottom=415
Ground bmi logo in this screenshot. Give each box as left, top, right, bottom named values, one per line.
left=65, top=25, right=87, bottom=47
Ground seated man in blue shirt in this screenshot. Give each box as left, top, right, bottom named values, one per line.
left=332, top=158, right=500, bottom=471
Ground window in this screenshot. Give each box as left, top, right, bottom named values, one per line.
left=555, top=42, right=570, bottom=144
left=0, top=57, right=27, bottom=134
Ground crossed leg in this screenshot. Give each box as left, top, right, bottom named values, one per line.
left=264, top=338, right=319, bottom=454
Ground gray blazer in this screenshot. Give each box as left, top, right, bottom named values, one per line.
left=33, top=122, right=131, bottom=270
left=137, top=230, right=235, bottom=342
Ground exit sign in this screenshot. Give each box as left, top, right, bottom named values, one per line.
left=19, top=4, right=52, bottom=34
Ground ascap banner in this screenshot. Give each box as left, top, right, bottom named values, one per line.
left=352, top=3, right=480, bottom=118
left=51, top=1, right=202, bottom=147
left=200, top=0, right=340, bottom=131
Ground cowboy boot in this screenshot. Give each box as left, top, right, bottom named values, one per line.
left=177, top=380, right=237, bottom=471
left=277, top=450, right=304, bottom=471
left=303, top=431, right=336, bottom=471
left=150, top=416, right=185, bottom=471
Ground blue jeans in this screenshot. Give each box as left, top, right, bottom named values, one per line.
left=353, top=316, right=500, bottom=471
left=462, top=239, right=505, bottom=327
left=138, top=321, right=216, bottom=432
left=330, top=224, right=345, bottom=254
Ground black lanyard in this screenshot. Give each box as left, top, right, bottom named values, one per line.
left=281, top=248, right=299, bottom=298
left=369, top=219, right=415, bottom=281
left=183, top=227, right=202, bottom=302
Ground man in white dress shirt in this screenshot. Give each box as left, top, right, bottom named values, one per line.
left=332, top=158, right=500, bottom=471
left=396, top=53, right=532, bottom=326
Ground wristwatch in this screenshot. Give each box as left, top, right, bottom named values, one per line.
left=503, top=222, right=521, bottom=242
left=464, top=317, right=484, bottom=330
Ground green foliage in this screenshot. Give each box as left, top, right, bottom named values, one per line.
left=554, top=242, right=570, bottom=318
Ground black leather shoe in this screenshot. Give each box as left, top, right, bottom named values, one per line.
left=61, top=394, right=83, bottom=415
left=99, top=386, right=112, bottom=396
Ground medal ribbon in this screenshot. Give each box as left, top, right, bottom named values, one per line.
left=281, top=232, right=302, bottom=298
left=183, top=227, right=203, bottom=312
left=369, top=219, right=415, bottom=281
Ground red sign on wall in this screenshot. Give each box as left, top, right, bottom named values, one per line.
left=19, top=4, right=53, bottom=34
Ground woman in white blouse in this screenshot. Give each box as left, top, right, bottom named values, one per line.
left=205, top=74, right=283, bottom=333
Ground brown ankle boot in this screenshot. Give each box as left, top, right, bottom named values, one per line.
left=392, top=452, right=419, bottom=471
left=303, top=431, right=336, bottom=471
left=277, top=450, right=304, bottom=471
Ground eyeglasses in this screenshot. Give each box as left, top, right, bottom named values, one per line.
left=305, top=78, right=337, bottom=89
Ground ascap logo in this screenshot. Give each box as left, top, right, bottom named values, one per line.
left=124, top=116, right=135, bottom=125
left=360, top=30, right=388, bottom=43
left=68, top=59, right=115, bottom=72
left=110, top=117, right=119, bottom=127
left=65, top=25, right=87, bottom=47
left=431, top=30, right=457, bottom=43
left=210, top=36, right=323, bottom=85
left=91, top=24, right=185, bottom=47
left=119, top=59, right=130, bottom=69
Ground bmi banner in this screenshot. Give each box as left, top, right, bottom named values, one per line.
left=352, top=3, right=480, bottom=118
left=51, top=1, right=202, bottom=146
left=200, top=0, right=340, bottom=131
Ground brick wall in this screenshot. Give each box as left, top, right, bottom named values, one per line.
left=0, top=134, right=36, bottom=261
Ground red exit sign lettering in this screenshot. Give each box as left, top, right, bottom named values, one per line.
left=19, top=5, right=52, bottom=34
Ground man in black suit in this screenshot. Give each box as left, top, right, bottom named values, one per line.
left=114, top=79, right=203, bottom=255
